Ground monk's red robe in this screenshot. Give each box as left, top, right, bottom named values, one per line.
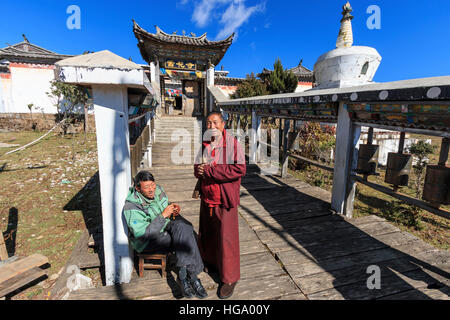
left=194, top=129, right=246, bottom=284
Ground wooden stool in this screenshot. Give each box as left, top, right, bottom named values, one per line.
left=135, top=252, right=167, bottom=278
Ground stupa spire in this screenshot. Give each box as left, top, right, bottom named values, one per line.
left=336, top=2, right=354, bottom=48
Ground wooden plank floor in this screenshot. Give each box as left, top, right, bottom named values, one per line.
left=68, top=163, right=450, bottom=300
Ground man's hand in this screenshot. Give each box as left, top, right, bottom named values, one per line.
left=162, top=204, right=176, bottom=218
left=162, top=204, right=181, bottom=219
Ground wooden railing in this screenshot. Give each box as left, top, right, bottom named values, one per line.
left=212, top=76, right=450, bottom=219
left=130, top=124, right=151, bottom=179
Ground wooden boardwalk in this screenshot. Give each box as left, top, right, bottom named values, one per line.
left=69, top=131, right=450, bottom=300
left=68, top=142, right=450, bottom=300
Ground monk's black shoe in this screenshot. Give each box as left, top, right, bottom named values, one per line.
left=189, top=278, right=208, bottom=299
left=179, top=278, right=195, bottom=298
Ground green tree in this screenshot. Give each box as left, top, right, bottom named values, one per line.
left=267, top=58, right=298, bottom=94
left=47, top=81, right=90, bottom=134
left=407, top=140, right=437, bottom=198
left=231, top=72, right=268, bottom=99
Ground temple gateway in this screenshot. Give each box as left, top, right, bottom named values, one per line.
left=133, top=20, right=234, bottom=117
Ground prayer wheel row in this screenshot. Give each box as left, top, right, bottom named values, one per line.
left=357, top=143, right=449, bottom=205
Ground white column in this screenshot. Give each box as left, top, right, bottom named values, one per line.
left=150, top=61, right=162, bottom=117
left=92, top=84, right=133, bottom=285
left=205, top=66, right=215, bottom=114
left=331, top=103, right=361, bottom=217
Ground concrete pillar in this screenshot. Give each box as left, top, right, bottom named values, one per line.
left=331, top=103, right=361, bottom=217
left=205, top=66, right=215, bottom=115
left=92, top=84, right=133, bottom=285
left=149, top=62, right=157, bottom=83
left=150, top=61, right=163, bottom=117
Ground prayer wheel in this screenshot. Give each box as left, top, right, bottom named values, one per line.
left=422, top=165, right=450, bottom=205
left=287, top=132, right=298, bottom=150
left=356, top=144, right=379, bottom=175
left=384, top=153, right=412, bottom=186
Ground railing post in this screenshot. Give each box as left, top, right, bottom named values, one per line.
left=438, top=137, right=450, bottom=166
left=148, top=112, right=153, bottom=167
left=331, top=103, right=361, bottom=217
left=250, top=108, right=260, bottom=164
left=281, top=119, right=291, bottom=178
left=237, top=114, right=241, bottom=138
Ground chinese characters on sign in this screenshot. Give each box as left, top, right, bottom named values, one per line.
left=165, top=60, right=196, bottom=71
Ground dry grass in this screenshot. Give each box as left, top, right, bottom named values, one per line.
left=0, top=130, right=101, bottom=299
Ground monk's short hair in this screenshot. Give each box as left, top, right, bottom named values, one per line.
left=206, top=111, right=224, bottom=122
left=134, top=170, right=154, bottom=187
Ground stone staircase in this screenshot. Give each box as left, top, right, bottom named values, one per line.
left=151, top=116, right=202, bottom=167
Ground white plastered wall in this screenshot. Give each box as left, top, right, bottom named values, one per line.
left=7, top=65, right=58, bottom=113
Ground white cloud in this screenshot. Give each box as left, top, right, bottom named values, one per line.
left=189, top=0, right=265, bottom=39
left=216, top=0, right=265, bottom=39
left=191, top=0, right=230, bottom=28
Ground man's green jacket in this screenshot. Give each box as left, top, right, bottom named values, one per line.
left=123, top=185, right=171, bottom=253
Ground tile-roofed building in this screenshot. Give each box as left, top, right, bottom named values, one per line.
left=132, top=20, right=234, bottom=69
left=0, top=37, right=73, bottom=65
left=0, top=37, right=78, bottom=114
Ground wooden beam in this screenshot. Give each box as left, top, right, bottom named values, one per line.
left=354, top=122, right=450, bottom=138
left=0, top=253, right=48, bottom=284
left=0, top=266, right=47, bottom=298
left=351, top=174, right=450, bottom=220
left=0, top=233, right=8, bottom=261
left=287, top=152, right=334, bottom=172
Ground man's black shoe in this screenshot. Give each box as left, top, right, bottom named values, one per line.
left=179, top=278, right=195, bottom=298
left=189, top=278, right=208, bottom=299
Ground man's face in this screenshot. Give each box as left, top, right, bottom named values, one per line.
left=136, top=180, right=157, bottom=199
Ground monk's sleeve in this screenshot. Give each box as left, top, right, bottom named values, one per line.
left=194, top=164, right=202, bottom=179
left=203, top=138, right=246, bottom=182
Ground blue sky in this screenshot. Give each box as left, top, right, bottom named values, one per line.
left=1, top=0, right=450, bottom=82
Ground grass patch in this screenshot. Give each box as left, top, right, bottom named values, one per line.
left=0, top=130, right=101, bottom=299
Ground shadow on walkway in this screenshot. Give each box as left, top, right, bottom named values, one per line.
left=239, top=165, right=449, bottom=299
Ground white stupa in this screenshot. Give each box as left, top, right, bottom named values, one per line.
left=312, top=2, right=382, bottom=90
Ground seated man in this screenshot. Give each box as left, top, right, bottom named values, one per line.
left=123, top=170, right=207, bottom=299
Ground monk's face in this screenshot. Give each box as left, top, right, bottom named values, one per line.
left=206, top=114, right=225, bottom=132
left=136, top=180, right=157, bottom=199
left=206, top=114, right=225, bottom=143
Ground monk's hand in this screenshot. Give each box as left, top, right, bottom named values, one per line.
left=197, top=164, right=205, bottom=177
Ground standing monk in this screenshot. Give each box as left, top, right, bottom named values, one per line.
left=194, top=111, right=246, bottom=299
